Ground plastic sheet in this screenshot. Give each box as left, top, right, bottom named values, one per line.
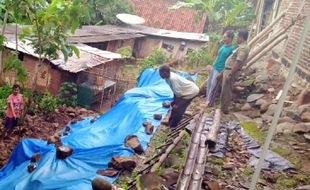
left=229, top=122, right=293, bottom=171
left=0, top=68, right=196, bottom=190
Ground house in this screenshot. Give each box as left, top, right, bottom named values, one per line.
left=69, top=25, right=145, bottom=52
left=125, top=25, right=209, bottom=60
left=3, top=34, right=125, bottom=111
left=128, top=0, right=207, bottom=33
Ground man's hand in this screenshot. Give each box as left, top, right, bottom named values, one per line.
left=216, top=72, right=223, bottom=80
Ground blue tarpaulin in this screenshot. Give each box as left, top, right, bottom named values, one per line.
left=0, top=68, right=196, bottom=190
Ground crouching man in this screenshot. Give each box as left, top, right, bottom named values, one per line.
left=159, top=65, right=199, bottom=128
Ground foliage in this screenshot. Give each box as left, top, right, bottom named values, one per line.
left=18, top=0, right=88, bottom=61
left=39, top=91, right=58, bottom=113
left=3, top=52, right=27, bottom=83
left=116, top=46, right=133, bottom=58
left=184, top=46, right=215, bottom=69
left=0, top=83, right=12, bottom=98
left=57, top=82, right=77, bottom=107
left=171, top=0, right=255, bottom=32
left=86, top=0, right=134, bottom=25
left=0, top=84, right=12, bottom=117
left=139, top=48, right=167, bottom=69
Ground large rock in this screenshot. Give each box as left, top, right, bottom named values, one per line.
left=108, top=156, right=136, bottom=172
left=124, top=135, right=144, bottom=154
left=278, top=116, right=296, bottom=124
left=260, top=101, right=272, bottom=113
left=293, top=123, right=310, bottom=134
left=298, top=104, right=310, bottom=115
left=241, top=103, right=252, bottom=111
left=276, top=122, right=295, bottom=134
left=301, top=112, right=310, bottom=122
left=91, top=177, right=112, bottom=190
left=160, top=168, right=179, bottom=187
left=247, top=94, right=264, bottom=103
left=265, top=104, right=277, bottom=116
left=296, top=89, right=310, bottom=106
left=139, top=173, right=163, bottom=190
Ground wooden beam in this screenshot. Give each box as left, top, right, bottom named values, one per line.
left=205, top=109, right=221, bottom=149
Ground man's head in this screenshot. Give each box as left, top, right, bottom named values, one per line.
left=12, top=84, right=20, bottom=95
left=237, top=29, right=248, bottom=44
left=159, top=65, right=171, bottom=79
left=223, top=30, right=234, bottom=44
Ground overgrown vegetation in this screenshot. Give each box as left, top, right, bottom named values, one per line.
left=57, top=82, right=78, bottom=107
left=39, top=91, right=58, bottom=113
left=172, top=0, right=255, bottom=32
left=86, top=0, right=133, bottom=25
left=139, top=48, right=167, bottom=69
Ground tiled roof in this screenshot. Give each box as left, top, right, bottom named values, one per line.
left=128, top=0, right=207, bottom=33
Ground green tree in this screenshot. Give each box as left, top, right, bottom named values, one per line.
left=171, top=0, right=255, bottom=32
left=87, top=0, right=134, bottom=25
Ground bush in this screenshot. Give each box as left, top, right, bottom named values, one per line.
left=0, top=99, right=7, bottom=118
left=57, top=82, right=77, bottom=107
left=40, top=91, right=58, bottom=113
left=140, top=48, right=167, bottom=68
left=0, top=84, right=12, bottom=98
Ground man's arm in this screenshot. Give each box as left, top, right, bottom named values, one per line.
left=230, top=60, right=243, bottom=76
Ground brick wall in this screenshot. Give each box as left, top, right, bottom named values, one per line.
left=3, top=49, right=73, bottom=95
left=278, top=0, right=310, bottom=81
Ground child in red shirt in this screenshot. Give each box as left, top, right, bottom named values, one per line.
left=5, top=84, right=24, bottom=129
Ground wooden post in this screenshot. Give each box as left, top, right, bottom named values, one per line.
left=205, top=109, right=221, bottom=149
left=256, top=0, right=266, bottom=34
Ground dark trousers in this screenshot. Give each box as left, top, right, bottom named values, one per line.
left=4, top=117, right=18, bottom=129
left=169, top=97, right=193, bottom=127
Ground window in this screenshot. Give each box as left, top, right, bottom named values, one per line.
left=162, top=42, right=174, bottom=52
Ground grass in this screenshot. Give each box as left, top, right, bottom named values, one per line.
left=242, top=165, right=254, bottom=176
left=240, top=120, right=267, bottom=145
left=275, top=173, right=310, bottom=189
left=208, top=156, right=224, bottom=166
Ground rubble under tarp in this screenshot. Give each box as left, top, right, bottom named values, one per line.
left=0, top=68, right=196, bottom=190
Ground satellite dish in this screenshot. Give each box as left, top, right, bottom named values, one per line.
left=116, top=13, right=145, bottom=25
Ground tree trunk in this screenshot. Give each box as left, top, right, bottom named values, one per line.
left=0, top=10, right=9, bottom=84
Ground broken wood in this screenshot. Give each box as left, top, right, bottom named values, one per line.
left=96, top=169, right=118, bottom=177
left=205, top=109, right=222, bottom=149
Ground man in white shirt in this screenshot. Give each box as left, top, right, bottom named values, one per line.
left=159, top=65, right=199, bottom=127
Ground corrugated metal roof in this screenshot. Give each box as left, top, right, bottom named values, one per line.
left=4, top=34, right=122, bottom=73
left=127, top=25, right=209, bottom=42
left=69, top=25, right=145, bottom=43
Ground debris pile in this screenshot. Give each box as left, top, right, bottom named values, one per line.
left=0, top=105, right=96, bottom=167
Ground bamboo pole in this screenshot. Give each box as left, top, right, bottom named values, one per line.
left=249, top=11, right=285, bottom=47
left=256, top=0, right=266, bottom=34
left=205, top=109, right=221, bottom=149
left=248, top=28, right=286, bottom=60
left=150, top=131, right=185, bottom=172
left=272, top=0, right=281, bottom=21
left=188, top=134, right=208, bottom=190
left=176, top=114, right=206, bottom=190
left=249, top=12, right=310, bottom=190
left=245, top=34, right=288, bottom=69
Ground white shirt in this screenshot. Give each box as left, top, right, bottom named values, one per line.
left=165, top=72, right=199, bottom=99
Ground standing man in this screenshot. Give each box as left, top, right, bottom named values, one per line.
left=205, top=30, right=236, bottom=107
left=159, top=65, right=199, bottom=128
left=221, top=29, right=250, bottom=114
left=4, top=84, right=24, bottom=130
